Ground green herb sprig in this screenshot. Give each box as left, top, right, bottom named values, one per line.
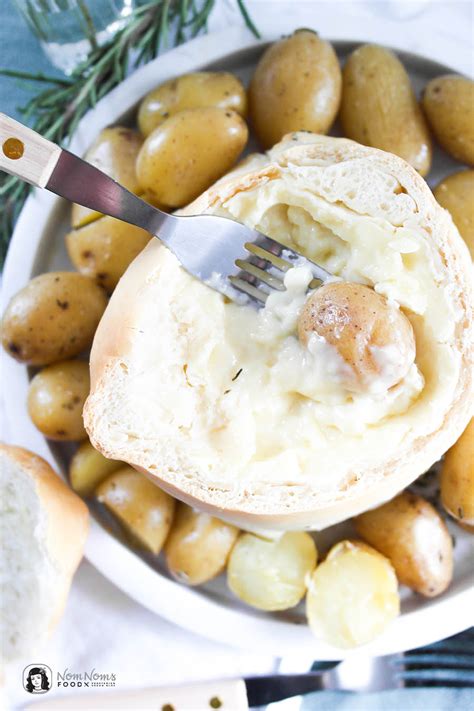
left=0, top=0, right=259, bottom=265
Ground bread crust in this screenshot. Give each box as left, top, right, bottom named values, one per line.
left=0, top=444, right=89, bottom=633
left=84, top=134, right=472, bottom=530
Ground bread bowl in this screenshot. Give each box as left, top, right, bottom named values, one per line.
left=0, top=444, right=89, bottom=661
left=84, top=132, right=472, bottom=531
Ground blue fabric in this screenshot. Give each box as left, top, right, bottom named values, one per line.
left=301, top=687, right=474, bottom=710
left=0, top=3, right=63, bottom=122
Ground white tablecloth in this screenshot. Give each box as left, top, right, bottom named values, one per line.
left=2, top=1, right=472, bottom=708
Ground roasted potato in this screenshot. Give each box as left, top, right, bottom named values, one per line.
left=441, top=419, right=474, bottom=526
left=28, top=360, right=90, bottom=441
left=249, top=30, right=341, bottom=149
left=434, top=170, right=474, bottom=258
left=306, top=540, right=399, bottom=648
left=227, top=531, right=317, bottom=611
left=66, top=216, right=151, bottom=292
left=298, top=282, right=415, bottom=393
left=354, top=491, right=453, bottom=597
left=72, top=127, right=143, bottom=228
left=341, top=44, right=432, bottom=176
left=2, top=272, right=107, bottom=366
left=96, top=467, right=175, bottom=554
left=422, top=75, right=474, bottom=165
left=136, top=107, right=248, bottom=208
left=138, top=71, right=247, bottom=137
left=164, top=503, right=239, bottom=585
left=70, top=440, right=122, bottom=496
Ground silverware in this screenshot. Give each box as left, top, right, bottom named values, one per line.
left=0, top=113, right=331, bottom=306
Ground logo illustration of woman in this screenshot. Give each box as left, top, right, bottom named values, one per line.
left=25, top=667, right=50, bottom=693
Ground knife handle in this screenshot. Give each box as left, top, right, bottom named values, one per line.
left=25, top=678, right=249, bottom=710
left=0, top=112, right=61, bottom=187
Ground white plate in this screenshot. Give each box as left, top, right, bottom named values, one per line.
left=2, top=28, right=473, bottom=659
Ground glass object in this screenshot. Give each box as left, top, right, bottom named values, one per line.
left=13, top=0, right=135, bottom=74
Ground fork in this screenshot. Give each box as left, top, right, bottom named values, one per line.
left=0, top=113, right=331, bottom=306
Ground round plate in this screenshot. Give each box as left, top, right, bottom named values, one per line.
left=2, top=28, right=473, bottom=658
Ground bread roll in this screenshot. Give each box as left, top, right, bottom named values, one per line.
left=84, top=133, right=472, bottom=531
left=0, top=444, right=88, bottom=661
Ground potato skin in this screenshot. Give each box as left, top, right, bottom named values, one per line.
left=96, top=467, right=175, bottom=554
left=66, top=216, right=151, bottom=292
left=354, top=491, right=453, bottom=597
left=70, top=440, right=122, bottom=496
left=341, top=44, right=432, bottom=176
left=422, top=75, right=474, bottom=166
left=434, top=170, right=474, bottom=258
left=306, top=540, right=399, bottom=648
left=138, top=71, right=247, bottom=137
left=249, top=30, right=341, bottom=149
left=1, top=272, right=107, bottom=365
left=72, top=127, right=143, bottom=228
left=136, top=107, right=248, bottom=208
left=298, top=282, right=415, bottom=393
left=441, top=419, right=474, bottom=526
left=164, top=503, right=239, bottom=586
left=28, top=360, right=90, bottom=441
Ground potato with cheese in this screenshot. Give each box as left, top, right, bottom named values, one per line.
left=298, top=282, right=416, bottom=393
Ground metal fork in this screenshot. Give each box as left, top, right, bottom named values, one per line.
left=0, top=113, right=331, bottom=305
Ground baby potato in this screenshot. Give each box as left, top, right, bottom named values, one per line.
left=72, top=127, right=143, bottom=228
left=422, top=75, right=474, bottom=165
left=96, top=467, right=175, bottom=554
left=355, top=491, right=453, bottom=597
left=227, top=531, right=317, bottom=611
left=306, top=540, right=399, bottom=649
left=341, top=44, right=432, bottom=176
left=136, top=107, right=248, bottom=208
left=441, top=419, right=474, bottom=526
left=1, top=272, right=107, bottom=366
left=138, top=71, right=247, bottom=137
left=70, top=440, right=122, bottom=496
left=66, top=216, right=151, bottom=292
left=28, top=360, right=90, bottom=441
left=249, top=30, right=341, bottom=149
left=298, top=282, right=416, bottom=393
left=164, top=503, right=239, bottom=585
left=434, top=170, right=474, bottom=258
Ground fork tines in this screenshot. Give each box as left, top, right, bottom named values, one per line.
left=229, top=235, right=332, bottom=305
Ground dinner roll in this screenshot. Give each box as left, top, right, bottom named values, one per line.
left=0, top=444, right=88, bottom=661
left=84, top=133, right=472, bottom=531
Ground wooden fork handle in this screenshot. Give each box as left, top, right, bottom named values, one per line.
left=0, top=112, right=61, bottom=187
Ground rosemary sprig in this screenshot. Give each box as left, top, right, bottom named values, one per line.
left=0, top=0, right=260, bottom=265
